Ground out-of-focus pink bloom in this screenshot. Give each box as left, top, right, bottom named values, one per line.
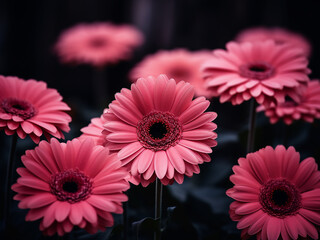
left=202, top=40, right=310, bottom=106
left=236, top=27, right=311, bottom=57
left=0, top=76, right=71, bottom=143
left=55, top=22, right=144, bottom=67
left=12, top=138, right=130, bottom=236
left=129, top=49, right=213, bottom=97
left=227, top=145, right=320, bottom=240
left=79, top=108, right=108, bottom=146
left=102, top=74, right=217, bottom=186
left=258, top=80, right=320, bottom=124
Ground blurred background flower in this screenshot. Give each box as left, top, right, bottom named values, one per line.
left=129, top=49, right=212, bottom=97
left=55, top=22, right=143, bottom=68
left=235, top=27, right=312, bottom=57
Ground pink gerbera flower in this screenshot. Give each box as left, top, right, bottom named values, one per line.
left=258, top=80, right=320, bottom=124
left=202, top=40, right=310, bottom=106
left=79, top=108, right=108, bottom=146
left=55, top=22, right=144, bottom=67
left=102, top=74, right=217, bottom=186
left=129, top=49, right=213, bottom=97
left=12, top=138, right=130, bottom=236
left=235, top=27, right=311, bottom=57
left=227, top=145, right=320, bottom=240
left=0, top=76, right=71, bottom=143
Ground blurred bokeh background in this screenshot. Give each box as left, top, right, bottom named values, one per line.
left=1, top=0, right=320, bottom=239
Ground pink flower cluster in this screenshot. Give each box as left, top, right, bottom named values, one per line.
left=3, top=22, right=319, bottom=240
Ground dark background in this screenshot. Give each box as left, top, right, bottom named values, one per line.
left=0, top=0, right=320, bottom=239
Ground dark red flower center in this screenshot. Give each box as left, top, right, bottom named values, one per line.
left=50, top=169, right=92, bottom=203
left=137, top=111, right=182, bottom=151
left=89, top=36, right=108, bottom=48
left=1, top=98, right=36, bottom=120
left=239, top=61, right=275, bottom=80
left=169, top=67, right=190, bottom=81
left=259, top=179, right=301, bottom=218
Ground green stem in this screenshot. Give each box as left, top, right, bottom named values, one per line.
left=154, top=178, right=163, bottom=240
left=247, top=99, right=257, bottom=153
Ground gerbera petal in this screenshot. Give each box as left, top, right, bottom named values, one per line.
left=55, top=201, right=71, bottom=222
left=235, top=202, right=261, bottom=215
left=79, top=201, right=98, bottom=224
left=179, top=139, right=212, bottom=153
left=118, top=141, right=143, bottom=160
left=87, top=195, right=117, bottom=212
left=171, top=81, right=194, bottom=116
left=69, top=203, right=83, bottom=225
left=26, top=193, right=57, bottom=208
left=296, top=214, right=319, bottom=239
left=154, top=151, right=168, bottom=179
left=166, top=147, right=185, bottom=174
left=267, top=217, right=281, bottom=240
left=174, top=144, right=201, bottom=164
left=109, top=104, right=139, bottom=126
left=179, top=99, right=210, bottom=124
left=299, top=208, right=320, bottom=225
left=107, top=132, right=137, bottom=143
left=137, top=149, right=155, bottom=174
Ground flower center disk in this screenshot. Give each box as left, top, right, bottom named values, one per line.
left=259, top=179, right=301, bottom=218
left=137, top=111, right=182, bottom=151
left=169, top=67, right=190, bottom=82
left=1, top=98, right=36, bottom=120
left=239, top=61, right=275, bottom=80
left=50, top=169, right=92, bottom=203
left=89, top=36, right=107, bottom=48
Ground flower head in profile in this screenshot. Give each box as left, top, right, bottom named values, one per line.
left=12, top=138, right=130, bottom=236
left=227, top=145, right=320, bottom=240
left=55, top=22, right=144, bottom=67
left=129, top=49, right=213, bottom=97
left=102, top=75, right=217, bottom=186
left=258, top=80, right=320, bottom=124
left=235, top=27, right=311, bottom=57
left=79, top=108, right=108, bottom=146
left=202, top=40, right=310, bottom=106
left=0, top=76, right=71, bottom=143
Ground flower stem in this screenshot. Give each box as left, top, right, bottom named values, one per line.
left=3, top=134, right=18, bottom=236
left=123, top=201, right=128, bottom=240
left=93, top=67, right=107, bottom=109
left=247, top=99, right=257, bottom=153
left=154, top=178, right=163, bottom=240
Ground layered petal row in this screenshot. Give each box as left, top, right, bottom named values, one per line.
left=0, top=76, right=71, bottom=143
left=102, top=74, right=217, bottom=186
left=12, top=138, right=130, bottom=236
left=227, top=145, right=320, bottom=240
